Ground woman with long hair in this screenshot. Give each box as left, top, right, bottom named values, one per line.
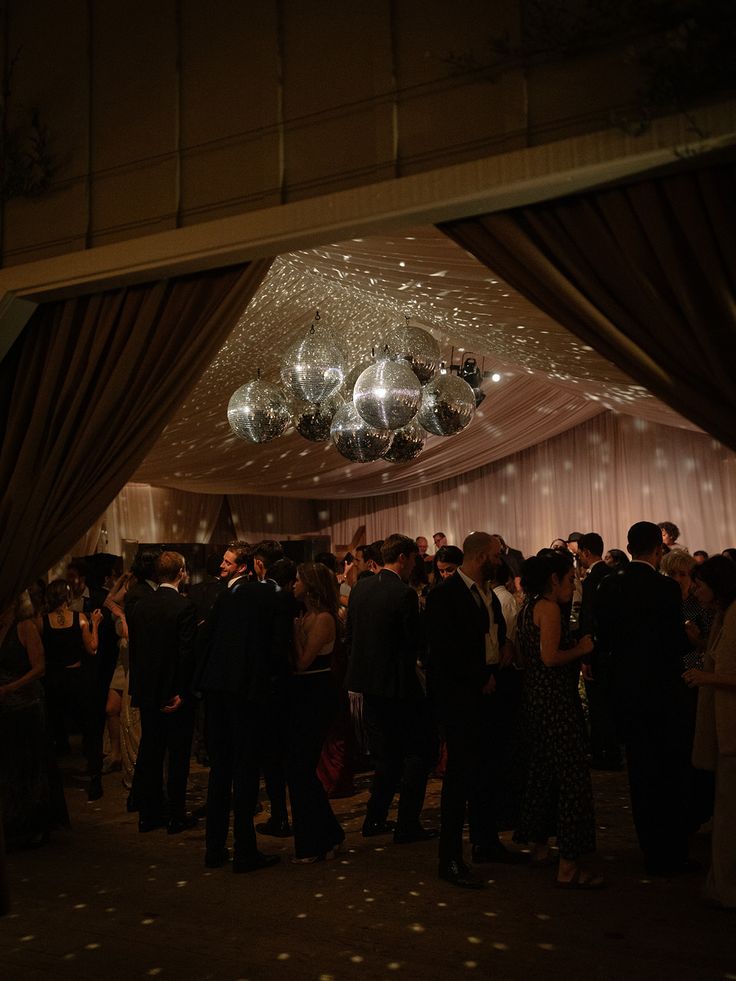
left=516, top=550, right=603, bottom=889
left=684, top=555, right=736, bottom=908
left=286, top=562, right=345, bottom=862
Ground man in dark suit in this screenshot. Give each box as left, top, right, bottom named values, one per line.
left=198, top=540, right=290, bottom=873
left=425, top=532, right=523, bottom=889
left=345, top=533, right=437, bottom=844
left=129, top=551, right=198, bottom=834
left=577, top=532, right=621, bottom=771
left=595, top=521, right=692, bottom=875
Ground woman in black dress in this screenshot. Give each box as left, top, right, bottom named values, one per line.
left=516, top=551, right=603, bottom=889
left=0, top=592, right=69, bottom=847
left=286, top=562, right=345, bottom=863
left=40, top=579, right=103, bottom=800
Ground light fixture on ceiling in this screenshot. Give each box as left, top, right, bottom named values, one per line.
left=226, top=313, right=478, bottom=462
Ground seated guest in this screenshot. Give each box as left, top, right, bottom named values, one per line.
left=684, top=556, right=736, bottom=908
left=516, top=551, right=602, bottom=888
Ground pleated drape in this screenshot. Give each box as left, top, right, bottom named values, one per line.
left=441, top=158, right=736, bottom=451
left=0, top=259, right=271, bottom=609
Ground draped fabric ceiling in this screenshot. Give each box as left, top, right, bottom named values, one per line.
left=133, top=226, right=699, bottom=499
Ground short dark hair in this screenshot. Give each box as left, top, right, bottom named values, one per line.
left=606, top=548, right=629, bottom=570
left=252, top=539, right=283, bottom=572
left=627, top=521, right=662, bottom=557
left=270, top=558, right=298, bottom=590
left=692, top=555, right=736, bottom=610
left=225, top=540, right=251, bottom=567
left=67, top=558, right=90, bottom=581
left=567, top=532, right=584, bottom=544
left=381, top=534, right=418, bottom=565
left=314, top=551, right=337, bottom=573
left=693, top=550, right=709, bottom=560
left=521, top=551, right=572, bottom=597
left=156, top=551, right=186, bottom=583
left=658, top=521, right=680, bottom=541
left=131, top=546, right=162, bottom=582
left=579, top=532, right=604, bottom=557
left=435, top=545, right=463, bottom=566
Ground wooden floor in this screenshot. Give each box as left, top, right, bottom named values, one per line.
left=0, top=758, right=733, bottom=981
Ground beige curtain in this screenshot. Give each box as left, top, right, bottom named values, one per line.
left=440, top=157, right=736, bottom=451
left=100, top=484, right=224, bottom=554
left=316, top=412, right=736, bottom=558
left=227, top=494, right=320, bottom=541
left=0, top=260, right=271, bottom=610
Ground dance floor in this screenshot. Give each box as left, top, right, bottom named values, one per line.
left=1, top=758, right=732, bottom=981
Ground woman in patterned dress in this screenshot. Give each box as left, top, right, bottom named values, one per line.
left=516, top=550, right=603, bottom=889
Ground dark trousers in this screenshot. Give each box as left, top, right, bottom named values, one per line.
left=439, top=712, right=491, bottom=865
left=43, top=667, right=102, bottom=778
left=261, top=686, right=290, bottom=824
left=285, top=674, right=344, bottom=859
left=585, top=653, right=622, bottom=765
left=204, top=692, right=263, bottom=860
left=137, top=702, right=195, bottom=822
left=624, top=714, right=691, bottom=871
left=362, top=693, right=436, bottom=832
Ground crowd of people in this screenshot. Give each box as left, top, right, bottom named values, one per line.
left=1, top=520, right=735, bottom=908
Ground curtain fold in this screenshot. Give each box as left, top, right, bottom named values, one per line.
left=227, top=494, right=320, bottom=540
left=0, top=259, right=271, bottom=609
left=315, top=412, right=736, bottom=559
left=440, top=158, right=736, bottom=451
left=100, top=484, right=225, bottom=554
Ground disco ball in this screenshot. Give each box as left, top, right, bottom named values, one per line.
left=293, top=395, right=343, bottom=442
left=281, top=323, right=346, bottom=403
left=353, top=359, right=421, bottom=431
left=383, top=322, right=440, bottom=384
left=417, top=373, right=476, bottom=436
left=227, top=378, right=290, bottom=443
left=330, top=401, right=392, bottom=462
left=383, top=419, right=426, bottom=463
left=341, top=352, right=374, bottom=399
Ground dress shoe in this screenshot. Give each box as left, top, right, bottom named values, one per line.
left=204, top=847, right=230, bottom=869
left=362, top=818, right=397, bottom=838
left=87, top=776, right=103, bottom=802
left=393, top=825, right=439, bottom=845
left=138, top=815, right=168, bottom=833
left=256, top=817, right=293, bottom=838
left=232, top=851, right=281, bottom=874
left=472, top=842, right=527, bottom=865
left=167, top=814, right=198, bottom=835
left=439, top=859, right=485, bottom=889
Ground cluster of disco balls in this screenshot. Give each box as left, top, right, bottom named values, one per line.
left=227, top=314, right=478, bottom=464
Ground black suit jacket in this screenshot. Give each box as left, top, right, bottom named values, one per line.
left=197, top=580, right=292, bottom=701
left=595, top=561, right=689, bottom=721
left=424, top=572, right=507, bottom=717
left=578, top=560, right=611, bottom=640
left=345, top=570, right=424, bottom=700
left=128, top=585, right=197, bottom=711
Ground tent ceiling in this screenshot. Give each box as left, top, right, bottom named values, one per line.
left=133, top=226, right=698, bottom=498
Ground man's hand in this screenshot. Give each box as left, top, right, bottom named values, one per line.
left=161, top=695, right=182, bottom=713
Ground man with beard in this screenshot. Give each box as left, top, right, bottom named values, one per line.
left=425, top=532, right=523, bottom=888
